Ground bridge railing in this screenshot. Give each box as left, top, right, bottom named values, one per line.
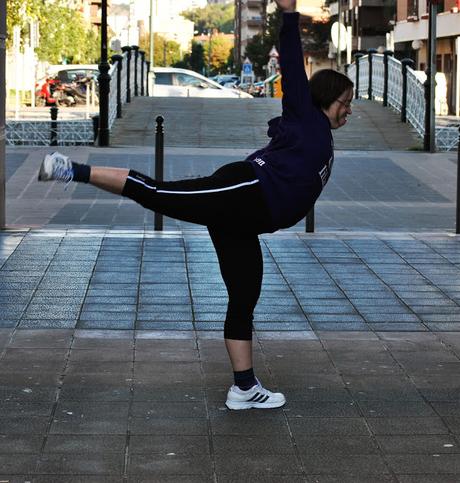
left=349, top=51, right=459, bottom=151
left=6, top=45, right=150, bottom=146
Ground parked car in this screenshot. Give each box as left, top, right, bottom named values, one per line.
left=56, top=68, right=99, bottom=84
left=212, top=74, right=241, bottom=87
left=152, top=68, right=252, bottom=98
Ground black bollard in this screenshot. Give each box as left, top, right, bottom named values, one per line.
left=382, top=50, right=393, bottom=107
left=140, top=50, right=145, bottom=96
left=111, top=54, right=123, bottom=118
left=401, top=58, right=414, bottom=123
left=354, top=53, right=364, bottom=100
left=50, top=106, right=58, bottom=146
left=305, top=208, right=314, bottom=233
left=132, top=45, right=139, bottom=97
left=456, top=126, right=460, bottom=234
left=154, top=116, right=164, bottom=231
left=367, top=48, right=377, bottom=100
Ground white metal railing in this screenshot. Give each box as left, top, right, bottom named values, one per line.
left=372, top=54, right=384, bottom=102
left=7, top=120, right=93, bottom=145
left=349, top=53, right=458, bottom=151
left=108, top=62, right=118, bottom=129
left=387, top=56, right=402, bottom=112
left=358, top=55, right=368, bottom=99
left=7, top=46, right=149, bottom=146
left=406, top=69, right=425, bottom=137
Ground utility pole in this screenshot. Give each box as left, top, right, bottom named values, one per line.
left=98, top=0, right=110, bottom=146
left=149, top=0, right=155, bottom=66
left=337, top=0, right=341, bottom=70
left=423, top=0, right=438, bottom=152
left=0, top=0, right=6, bottom=228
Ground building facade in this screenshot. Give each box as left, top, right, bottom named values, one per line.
left=234, top=0, right=267, bottom=63
left=328, top=0, right=396, bottom=53
left=234, top=0, right=330, bottom=73
left=393, top=0, right=460, bottom=114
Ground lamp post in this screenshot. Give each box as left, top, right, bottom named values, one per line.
left=98, top=0, right=110, bottom=146
left=207, top=29, right=213, bottom=77
left=423, top=0, right=438, bottom=152
left=149, top=0, right=155, bottom=66
left=457, top=125, right=460, bottom=234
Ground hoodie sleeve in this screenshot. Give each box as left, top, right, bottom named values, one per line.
left=279, top=12, right=313, bottom=121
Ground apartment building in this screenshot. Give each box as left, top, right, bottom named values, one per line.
left=394, top=0, right=460, bottom=114
left=327, top=0, right=396, bottom=52
left=234, top=0, right=267, bottom=63
left=234, top=0, right=330, bottom=64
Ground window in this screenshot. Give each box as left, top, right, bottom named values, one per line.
left=407, top=0, right=418, bottom=17
left=175, top=73, right=205, bottom=87
left=154, top=73, right=173, bottom=85
left=175, top=74, right=219, bottom=89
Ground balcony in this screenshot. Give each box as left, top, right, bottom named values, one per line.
left=247, top=0, right=262, bottom=8
left=394, top=9, right=460, bottom=43
left=247, top=17, right=263, bottom=27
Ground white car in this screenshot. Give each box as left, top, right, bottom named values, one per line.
left=152, top=67, right=252, bottom=98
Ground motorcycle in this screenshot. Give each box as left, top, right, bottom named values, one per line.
left=35, top=78, right=61, bottom=106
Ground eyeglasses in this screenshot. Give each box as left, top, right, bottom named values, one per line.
left=336, top=99, right=353, bottom=109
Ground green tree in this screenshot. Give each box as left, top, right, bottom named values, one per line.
left=244, top=9, right=330, bottom=77
left=181, top=3, right=234, bottom=35
left=203, top=34, right=233, bottom=75
left=139, top=32, right=181, bottom=67
left=6, top=0, right=41, bottom=50
left=7, top=0, right=104, bottom=63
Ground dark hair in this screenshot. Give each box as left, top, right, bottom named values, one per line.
left=309, top=69, right=354, bottom=110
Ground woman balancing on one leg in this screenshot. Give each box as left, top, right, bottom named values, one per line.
left=38, top=0, right=353, bottom=410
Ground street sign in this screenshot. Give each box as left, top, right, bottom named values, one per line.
left=243, top=63, right=253, bottom=75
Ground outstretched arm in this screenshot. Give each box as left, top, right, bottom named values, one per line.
left=275, top=0, right=312, bottom=121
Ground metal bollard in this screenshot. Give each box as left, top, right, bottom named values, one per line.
left=401, top=58, right=414, bottom=123
left=50, top=106, right=58, bottom=146
left=456, top=125, right=460, bottom=234
left=146, top=61, right=150, bottom=97
left=139, top=50, right=145, bottom=96
left=132, top=45, right=139, bottom=97
left=122, top=46, right=132, bottom=103
left=354, top=53, right=364, bottom=100
left=111, top=54, right=123, bottom=118
left=367, top=48, right=377, bottom=100
left=154, top=116, right=164, bottom=231
left=305, top=208, right=315, bottom=233
left=382, top=50, right=393, bottom=107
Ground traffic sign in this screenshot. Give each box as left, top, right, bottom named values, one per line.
left=243, top=63, right=253, bottom=75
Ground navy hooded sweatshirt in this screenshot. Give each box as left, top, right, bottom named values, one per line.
left=246, top=12, right=334, bottom=231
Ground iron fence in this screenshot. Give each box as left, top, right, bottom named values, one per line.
left=350, top=52, right=458, bottom=151
left=6, top=45, right=149, bottom=146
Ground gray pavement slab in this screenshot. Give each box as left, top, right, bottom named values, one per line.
left=2, top=86, right=460, bottom=483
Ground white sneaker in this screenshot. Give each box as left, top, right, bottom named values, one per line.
left=38, top=151, right=73, bottom=183
left=225, top=379, right=286, bottom=410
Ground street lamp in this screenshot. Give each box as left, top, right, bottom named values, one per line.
left=423, top=0, right=438, bottom=153
left=98, top=0, right=110, bottom=146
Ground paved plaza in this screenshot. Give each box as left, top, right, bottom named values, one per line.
left=1, top=96, right=460, bottom=480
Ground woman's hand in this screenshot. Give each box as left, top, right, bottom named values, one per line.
left=274, top=0, right=296, bottom=12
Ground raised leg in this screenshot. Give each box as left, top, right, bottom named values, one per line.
left=89, top=167, right=129, bottom=195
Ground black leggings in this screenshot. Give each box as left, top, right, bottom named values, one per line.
left=122, top=161, right=273, bottom=340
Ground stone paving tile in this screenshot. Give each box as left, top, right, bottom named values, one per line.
left=1, top=230, right=460, bottom=480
